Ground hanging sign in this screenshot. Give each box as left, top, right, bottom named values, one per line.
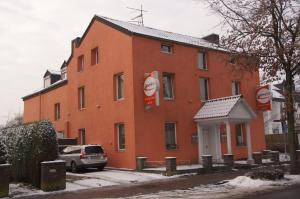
left=144, top=71, right=160, bottom=109
left=256, top=85, right=271, bottom=110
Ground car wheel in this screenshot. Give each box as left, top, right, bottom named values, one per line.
left=71, top=162, right=78, bottom=173
left=97, top=166, right=104, bottom=171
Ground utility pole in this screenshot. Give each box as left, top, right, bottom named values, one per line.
left=127, top=4, right=148, bottom=26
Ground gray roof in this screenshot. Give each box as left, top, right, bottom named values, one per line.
left=194, top=95, right=242, bottom=120
left=22, top=80, right=67, bottom=100
left=96, top=15, right=221, bottom=50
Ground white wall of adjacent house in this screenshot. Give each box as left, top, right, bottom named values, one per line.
left=264, top=101, right=284, bottom=134
left=264, top=100, right=300, bottom=135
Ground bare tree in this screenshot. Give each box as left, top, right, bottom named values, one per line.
left=5, top=113, right=23, bottom=128
left=204, top=0, right=300, bottom=173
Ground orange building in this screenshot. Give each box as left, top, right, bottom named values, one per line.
left=23, top=16, right=266, bottom=169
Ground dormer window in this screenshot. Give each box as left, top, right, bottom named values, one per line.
left=44, top=76, right=51, bottom=88
left=61, top=68, right=67, bottom=80
left=160, top=44, right=173, bottom=54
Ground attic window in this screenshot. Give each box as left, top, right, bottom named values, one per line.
left=78, top=55, right=84, bottom=72
left=44, top=76, right=51, bottom=88
left=160, top=44, right=173, bottom=54
left=91, top=47, right=99, bottom=65
left=61, top=68, right=67, bottom=80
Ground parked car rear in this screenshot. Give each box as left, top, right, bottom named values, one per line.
left=59, top=145, right=107, bottom=172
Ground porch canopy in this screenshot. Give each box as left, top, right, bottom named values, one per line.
left=194, top=95, right=256, bottom=163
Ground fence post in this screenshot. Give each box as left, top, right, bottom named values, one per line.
left=0, top=164, right=11, bottom=198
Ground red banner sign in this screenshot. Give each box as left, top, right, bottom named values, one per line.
left=256, top=85, right=271, bottom=110
left=144, top=71, right=159, bottom=108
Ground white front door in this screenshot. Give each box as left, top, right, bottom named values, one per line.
left=202, top=126, right=221, bottom=162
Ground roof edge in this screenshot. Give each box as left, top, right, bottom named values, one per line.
left=22, top=80, right=68, bottom=101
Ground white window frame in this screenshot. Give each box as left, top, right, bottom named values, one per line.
left=44, top=76, right=51, bottom=88
left=79, top=128, right=86, bottom=145
left=78, top=55, right=84, bottom=72
left=160, top=44, right=173, bottom=54
left=79, top=87, right=85, bottom=109
left=198, top=52, right=207, bottom=70
left=232, top=81, right=240, bottom=95
left=236, top=124, right=245, bottom=147
left=163, top=73, right=175, bottom=100
left=165, top=122, right=177, bottom=150
left=200, top=77, right=209, bottom=101
left=54, top=103, right=60, bottom=120
left=117, top=123, right=125, bottom=151
left=116, top=73, right=124, bottom=100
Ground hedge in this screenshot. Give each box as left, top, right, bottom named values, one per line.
left=0, top=120, right=58, bottom=188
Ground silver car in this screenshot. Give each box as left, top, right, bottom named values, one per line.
left=59, top=145, right=107, bottom=173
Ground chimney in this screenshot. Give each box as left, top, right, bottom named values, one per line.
left=202, top=34, right=219, bottom=45
left=71, top=37, right=81, bottom=51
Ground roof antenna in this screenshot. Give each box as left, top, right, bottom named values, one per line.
left=127, top=4, right=148, bottom=26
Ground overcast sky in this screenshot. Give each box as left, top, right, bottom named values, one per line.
left=0, top=0, right=221, bottom=125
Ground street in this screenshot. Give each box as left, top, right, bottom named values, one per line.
left=240, top=183, right=300, bottom=199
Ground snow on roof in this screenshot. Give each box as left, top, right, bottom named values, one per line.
left=271, top=84, right=284, bottom=99
left=194, top=95, right=241, bottom=120
left=47, top=69, right=61, bottom=75
left=97, top=15, right=221, bottom=50
left=22, top=79, right=67, bottom=100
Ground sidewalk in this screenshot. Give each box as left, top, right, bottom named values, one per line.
left=22, top=170, right=247, bottom=199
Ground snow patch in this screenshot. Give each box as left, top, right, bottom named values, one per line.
left=227, top=176, right=273, bottom=187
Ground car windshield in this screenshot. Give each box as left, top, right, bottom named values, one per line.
left=62, top=146, right=81, bottom=154
left=85, top=146, right=103, bottom=154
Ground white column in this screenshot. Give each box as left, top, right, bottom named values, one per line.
left=246, top=122, right=254, bottom=164
left=214, top=125, right=222, bottom=161
left=197, top=123, right=203, bottom=164
left=225, top=121, right=232, bottom=154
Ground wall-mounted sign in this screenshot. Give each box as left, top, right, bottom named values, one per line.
left=256, top=85, right=271, bottom=110
left=144, top=71, right=160, bottom=109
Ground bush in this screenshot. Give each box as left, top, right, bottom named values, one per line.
left=0, top=120, right=58, bottom=188
left=246, top=166, right=284, bottom=181
left=0, top=137, right=7, bottom=164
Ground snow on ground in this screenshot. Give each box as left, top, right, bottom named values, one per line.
left=113, top=175, right=300, bottom=199
left=4, top=169, right=171, bottom=198
left=68, top=169, right=169, bottom=184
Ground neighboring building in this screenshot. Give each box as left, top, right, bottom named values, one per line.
left=22, top=15, right=266, bottom=169
left=264, top=82, right=300, bottom=135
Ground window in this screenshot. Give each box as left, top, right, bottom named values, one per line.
left=165, top=122, right=177, bottom=150
left=54, top=103, right=60, bottom=120
left=78, top=86, right=85, bottom=109
left=115, top=73, right=124, bottom=100
left=236, top=124, right=246, bottom=146
left=162, top=73, right=174, bottom=100
left=160, top=44, right=173, bottom=53
left=44, top=76, right=51, bottom=88
left=198, top=52, right=207, bottom=69
left=117, top=123, right=125, bottom=150
left=77, top=55, right=84, bottom=72
left=56, top=131, right=64, bottom=139
left=91, top=47, right=99, bottom=65
left=61, top=68, right=67, bottom=80
left=79, top=128, right=86, bottom=145
left=232, top=81, right=240, bottom=95
left=200, top=77, right=209, bottom=101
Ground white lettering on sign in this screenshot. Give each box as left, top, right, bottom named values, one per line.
left=256, top=87, right=271, bottom=103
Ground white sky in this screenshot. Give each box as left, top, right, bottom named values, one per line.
left=0, top=0, right=221, bottom=125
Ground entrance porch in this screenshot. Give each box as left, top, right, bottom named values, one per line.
left=194, top=95, right=257, bottom=164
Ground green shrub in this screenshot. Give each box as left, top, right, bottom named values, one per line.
left=0, top=120, right=58, bottom=188
left=246, top=165, right=284, bottom=181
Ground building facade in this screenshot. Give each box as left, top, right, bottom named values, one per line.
left=23, top=16, right=266, bottom=169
